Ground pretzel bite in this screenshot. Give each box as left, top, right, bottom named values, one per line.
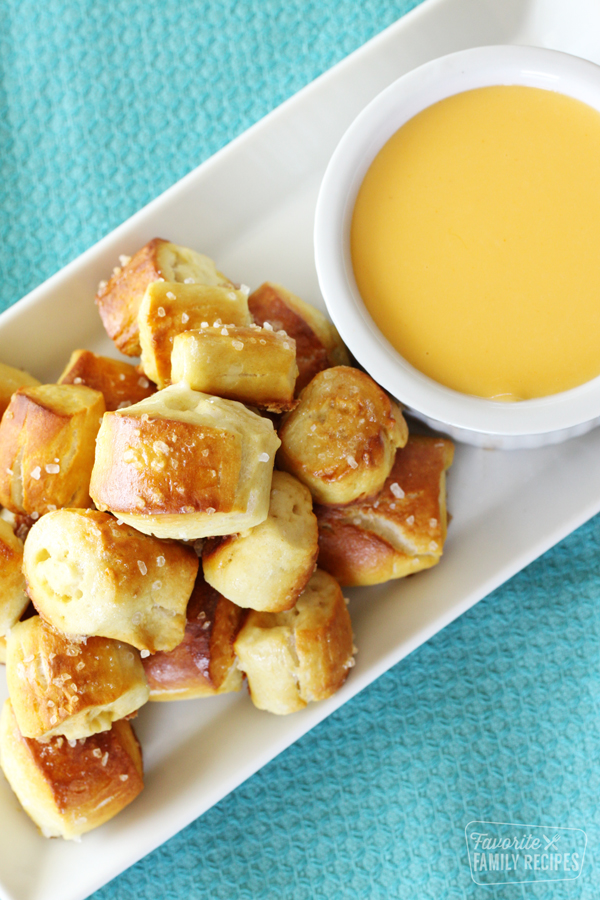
left=203, top=471, right=318, bottom=612
left=248, top=283, right=350, bottom=393
left=316, top=435, right=454, bottom=585
left=6, top=616, right=149, bottom=741
left=143, top=573, right=246, bottom=700
left=171, top=324, right=298, bottom=411
left=23, top=509, right=198, bottom=652
left=90, top=384, right=281, bottom=540
left=0, top=518, right=29, bottom=637
left=96, top=238, right=232, bottom=356
left=58, top=350, right=155, bottom=410
left=278, top=366, right=408, bottom=505
left=0, top=384, right=105, bottom=516
left=0, top=361, right=40, bottom=420
left=138, top=282, right=251, bottom=388
left=234, top=568, right=354, bottom=715
left=0, top=701, right=144, bottom=840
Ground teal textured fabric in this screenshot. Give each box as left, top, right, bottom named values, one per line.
left=2, top=2, right=600, bottom=899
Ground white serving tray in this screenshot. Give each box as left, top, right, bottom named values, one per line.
left=1, top=1, right=600, bottom=898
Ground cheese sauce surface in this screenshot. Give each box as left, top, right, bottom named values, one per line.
left=350, top=86, right=600, bottom=400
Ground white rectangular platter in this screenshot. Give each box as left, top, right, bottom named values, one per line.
left=2, top=1, right=600, bottom=898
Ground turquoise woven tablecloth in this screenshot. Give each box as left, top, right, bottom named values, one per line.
left=2, top=2, right=599, bottom=898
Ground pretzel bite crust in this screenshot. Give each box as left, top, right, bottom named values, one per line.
left=234, top=569, right=354, bottom=714
left=58, top=350, right=155, bottom=410
left=0, top=700, right=143, bottom=840
left=7, top=617, right=149, bottom=740
left=143, top=574, right=246, bottom=700
left=0, top=384, right=105, bottom=516
left=96, top=238, right=232, bottom=356
left=248, top=283, right=350, bottom=393
left=0, top=518, right=29, bottom=636
left=171, top=325, right=298, bottom=411
left=203, top=471, right=318, bottom=612
left=0, top=361, right=40, bottom=420
left=90, top=384, right=281, bottom=540
left=278, top=366, right=408, bottom=505
left=138, top=282, right=251, bottom=388
left=23, top=509, right=198, bottom=652
left=316, top=436, right=454, bottom=585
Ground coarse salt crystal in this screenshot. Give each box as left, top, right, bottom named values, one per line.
left=152, top=580, right=162, bottom=590
left=283, top=342, right=290, bottom=350
left=221, top=327, right=229, bottom=336
left=73, top=376, right=83, bottom=384
left=47, top=504, right=57, bottom=511
left=240, top=284, right=250, bottom=294
left=119, top=774, right=129, bottom=781
left=119, top=254, right=131, bottom=267
left=31, top=466, right=41, bottom=480
left=258, top=452, right=270, bottom=463
left=140, top=649, right=150, bottom=658
left=429, top=518, right=438, bottom=528
left=166, top=291, right=176, bottom=300
left=213, top=319, right=222, bottom=327
left=406, top=515, right=415, bottom=526
left=117, top=400, right=133, bottom=409
left=68, top=739, right=77, bottom=748
left=347, top=456, right=358, bottom=469
left=101, top=752, right=109, bottom=767
left=76, top=661, right=85, bottom=671
left=390, top=482, right=404, bottom=499
left=6, top=468, right=13, bottom=476
left=98, top=280, right=108, bottom=291
left=31, top=511, right=40, bottom=520
left=263, top=321, right=273, bottom=331
left=157, top=556, right=165, bottom=567
left=138, top=376, right=150, bottom=388
left=429, top=541, right=438, bottom=552
left=232, top=340, right=244, bottom=351
left=228, top=292, right=237, bottom=300
left=92, top=748, right=102, bottom=758
left=119, top=373, right=126, bottom=381
left=137, top=560, right=148, bottom=575
left=206, top=507, right=216, bottom=514
left=45, top=464, right=60, bottom=474
left=181, top=312, right=189, bottom=324
left=113, top=266, right=122, bottom=277
left=157, top=307, right=166, bottom=317
left=184, top=277, right=194, bottom=283
left=201, top=321, right=209, bottom=328
left=116, top=518, right=124, bottom=525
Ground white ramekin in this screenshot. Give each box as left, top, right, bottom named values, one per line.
left=314, top=45, right=600, bottom=449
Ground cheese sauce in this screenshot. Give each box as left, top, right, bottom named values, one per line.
left=351, top=86, right=600, bottom=400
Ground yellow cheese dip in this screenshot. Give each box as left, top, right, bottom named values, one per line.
left=351, top=86, right=600, bottom=400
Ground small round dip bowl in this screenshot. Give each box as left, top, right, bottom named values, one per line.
left=314, top=45, right=600, bottom=449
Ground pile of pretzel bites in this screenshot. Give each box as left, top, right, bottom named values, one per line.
left=0, top=239, right=453, bottom=839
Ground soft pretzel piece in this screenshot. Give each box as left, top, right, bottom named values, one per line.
left=0, top=700, right=144, bottom=840
left=203, top=471, right=318, bottom=612
left=0, top=518, right=29, bottom=637
left=278, top=366, right=408, bottom=505
left=316, top=435, right=454, bottom=586
left=138, top=282, right=251, bottom=388
left=58, top=349, right=155, bottom=410
left=171, top=324, right=298, bottom=411
left=0, top=384, right=105, bottom=516
left=234, top=568, right=354, bottom=715
left=23, top=509, right=198, bottom=652
left=248, top=282, right=350, bottom=393
left=6, top=616, right=149, bottom=741
left=0, top=361, right=40, bottom=420
left=143, top=573, right=246, bottom=701
left=96, top=238, right=232, bottom=356
left=90, top=384, right=281, bottom=540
